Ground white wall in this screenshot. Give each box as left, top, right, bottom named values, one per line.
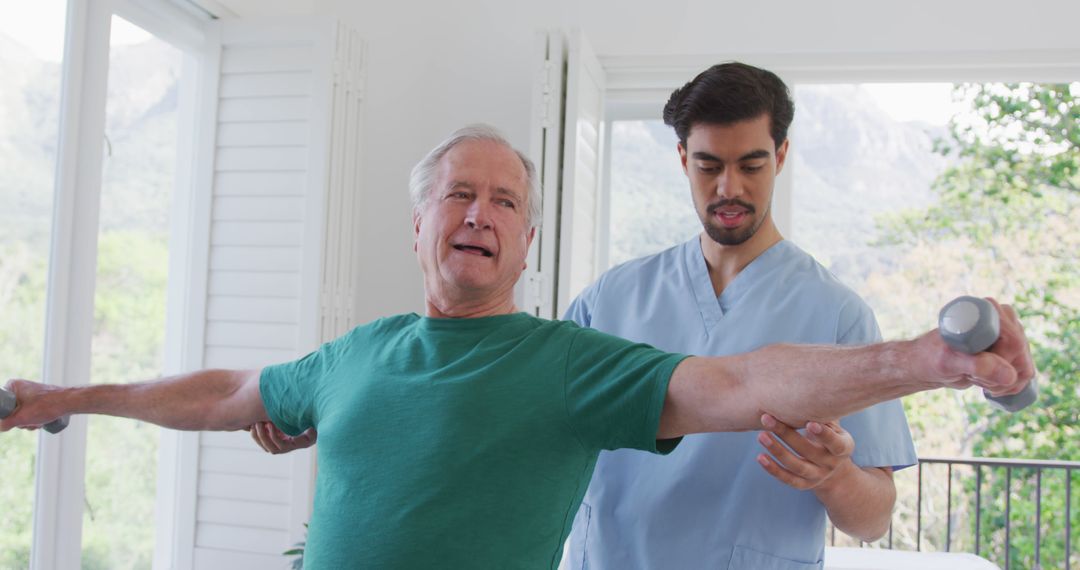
left=246, top=0, right=1080, bottom=322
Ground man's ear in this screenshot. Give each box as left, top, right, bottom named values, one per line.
left=678, top=142, right=689, bottom=176
left=522, top=226, right=537, bottom=269
left=775, top=138, right=790, bottom=176
left=413, top=210, right=422, bottom=252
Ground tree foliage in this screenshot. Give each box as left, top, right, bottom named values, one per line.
left=879, top=82, right=1079, bottom=568
left=0, top=232, right=166, bottom=570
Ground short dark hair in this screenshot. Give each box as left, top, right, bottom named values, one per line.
left=662, top=62, right=794, bottom=149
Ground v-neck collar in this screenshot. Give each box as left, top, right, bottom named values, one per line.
left=683, top=237, right=789, bottom=335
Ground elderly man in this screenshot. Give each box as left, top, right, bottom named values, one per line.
left=2, top=125, right=1034, bottom=569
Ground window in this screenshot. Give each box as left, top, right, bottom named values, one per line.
left=0, top=2, right=68, bottom=567
left=80, top=16, right=183, bottom=568
left=604, top=120, right=697, bottom=268
left=0, top=2, right=211, bottom=566
left=788, top=83, right=956, bottom=340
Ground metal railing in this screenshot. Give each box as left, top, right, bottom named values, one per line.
left=829, top=456, right=1080, bottom=569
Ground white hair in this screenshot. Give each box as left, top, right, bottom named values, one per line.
left=408, top=124, right=542, bottom=227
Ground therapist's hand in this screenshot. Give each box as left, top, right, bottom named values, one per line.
left=755, top=413, right=855, bottom=491
left=248, top=421, right=317, bottom=455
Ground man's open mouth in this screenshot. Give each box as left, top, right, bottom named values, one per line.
left=453, top=244, right=494, bottom=257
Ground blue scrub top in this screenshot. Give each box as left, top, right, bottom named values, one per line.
left=561, top=238, right=917, bottom=570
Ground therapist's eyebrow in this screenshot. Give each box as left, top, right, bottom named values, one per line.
left=738, top=149, right=771, bottom=162
left=690, top=149, right=772, bottom=163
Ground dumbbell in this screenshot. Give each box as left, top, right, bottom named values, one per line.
left=0, top=388, right=69, bottom=433
left=938, top=296, right=1038, bottom=412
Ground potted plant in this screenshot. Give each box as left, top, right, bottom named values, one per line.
left=284, top=523, right=307, bottom=570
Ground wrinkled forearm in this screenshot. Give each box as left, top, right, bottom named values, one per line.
left=56, top=368, right=267, bottom=431
left=660, top=341, right=930, bottom=437
left=739, top=342, right=927, bottom=427
left=815, top=464, right=896, bottom=542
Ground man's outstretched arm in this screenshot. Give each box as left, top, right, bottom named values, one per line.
left=658, top=300, right=1035, bottom=439
left=0, top=369, right=268, bottom=433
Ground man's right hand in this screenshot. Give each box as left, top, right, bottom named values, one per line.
left=249, top=421, right=317, bottom=454
left=916, top=298, right=1036, bottom=396
left=0, top=379, right=68, bottom=432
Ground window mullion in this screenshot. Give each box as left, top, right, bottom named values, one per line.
left=31, top=0, right=113, bottom=568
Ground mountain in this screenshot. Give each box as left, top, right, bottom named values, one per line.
left=0, top=34, right=61, bottom=247
left=790, top=85, right=949, bottom=285
left=0, top=32, right=181, bottom=245
left=606, top=84, right=955, bottom=290
left=103, top=40, right=181, bottom=134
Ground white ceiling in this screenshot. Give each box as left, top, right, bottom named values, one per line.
left=189, top=0, right=315, bottom=18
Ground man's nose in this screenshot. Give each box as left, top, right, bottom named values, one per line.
left=465, top=200, right=493, bottom=229
left=715, top=170, right=743, bottom=199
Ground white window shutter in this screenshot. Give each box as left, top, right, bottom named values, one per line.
left=319, top=26, right=365, bottom=343
left=556, top=30, right=607, bottom=318
left=166, top=17, right=363, bottom=570
left=522, top=30, right=607, bottom=320
left=521, top=31, right=565, bottom=319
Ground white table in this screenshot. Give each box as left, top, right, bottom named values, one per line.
left=825, top=546, right=1000, bottom=570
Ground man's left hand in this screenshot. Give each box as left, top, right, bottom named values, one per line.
left=755, top=413, right=855, bottom=491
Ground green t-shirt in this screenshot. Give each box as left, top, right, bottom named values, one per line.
left=260, top=312, right=686, bottom=569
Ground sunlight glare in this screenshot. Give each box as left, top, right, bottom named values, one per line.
left=861, top=83, right=965, bottom=126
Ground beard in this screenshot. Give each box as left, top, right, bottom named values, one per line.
left=701, top=199, right=769, bottom=246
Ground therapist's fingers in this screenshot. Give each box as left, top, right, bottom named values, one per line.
left=761, top=413, right=826, bottom=462
left=253, top=422, right=316, bottom=455
left=756, top=452, right=815, bottom=491
left=757, top=431, right=820, bottom=481
left=804, top=421, right=854, bottom=459
left=757, top=415, right=855, bottom=491
left=288, top=427, right=317, bottom=449
left=250, top=421, right=280, bottom=453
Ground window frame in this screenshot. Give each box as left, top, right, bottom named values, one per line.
left=32, top=1, right=214, bottom=568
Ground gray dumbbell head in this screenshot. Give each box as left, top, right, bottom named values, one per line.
left=939, top=296, right=1000, bottom=354
left=0, top=389, right=16, bottom=418
left=984, top=379, right=1039, bottom=413
left=44, top=416, right=70, bottom=434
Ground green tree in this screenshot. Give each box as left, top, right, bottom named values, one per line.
left=81, top=231, right=168, bottom=570
left=880, top=82, right=1078, bottom=568
left=0, top=242, right=50, bottom=570
left=0, top=232, right=167, bottom=570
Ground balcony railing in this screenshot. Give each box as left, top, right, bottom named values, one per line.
left=829, top=456, right=1080, bottom=570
